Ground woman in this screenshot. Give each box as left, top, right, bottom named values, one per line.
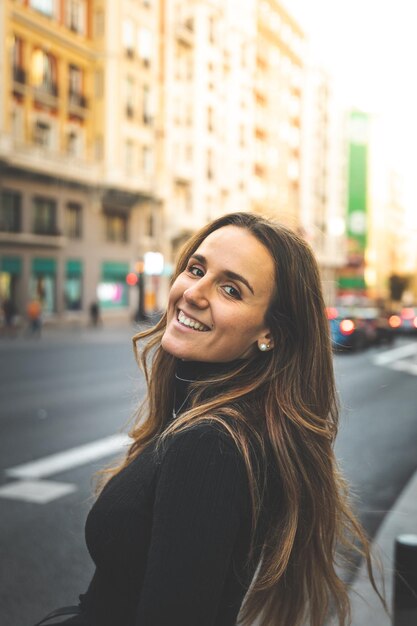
left=36, top=212, right=383, bottom=626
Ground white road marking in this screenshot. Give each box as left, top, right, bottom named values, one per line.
left=1, top=434, right=130, bottom=504
left=373, top=342, right=417, bottom=365
left=0, top=479, right=76, bottom=504
left=6, top=434, right=130, bottom=479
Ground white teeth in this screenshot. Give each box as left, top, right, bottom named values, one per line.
left=177, top=310, right=209, bottom=331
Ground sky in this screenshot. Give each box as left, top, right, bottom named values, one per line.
left=288, top=0, right=417, bottom=226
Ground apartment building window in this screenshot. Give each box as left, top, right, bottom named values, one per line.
left=138, top=28, right=152, bottom=66
left=105, top=214, right=128, bottom=243
left=33, top=119, right=53, bottom=149
left=33, top=197, right=57, bottom=235
left=125, top=140, right=135, bottom=174
left=94, top=135, right=104, bottom=160
left=207, top=150, right=214, bottom=180
left=94, top=70, right=103, bottom=98
left=65, top=203, right=82, bottom=238
left=0, top=191, right=21, bottom=233
left=32, top=49, right=58, bottom=96
left=208, top=16, right=216, bottom=44
left=94, top=9, right=104, bottom=37
left=12, top=106, right=24, bottom=143
left=67, top=129, right=83, bottom=157
left=123, top=19, right=135, bottom=56
left=66, top=0, right=86, bottom=35
left=30, top=0, right=55, bottom=18
left=68, top=65, right=86, bottom=108
left=207, top=107, right=214, bottom=133
left=142, top=85, right=152, bottom=125
left=142, top=146, right=153, bottom=177
left=125, top=76, right=135, bottom=118
left=12, top=36, right=25, bottom=84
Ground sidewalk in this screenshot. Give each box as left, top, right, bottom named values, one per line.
left=349, top=469, right=417, bottom=625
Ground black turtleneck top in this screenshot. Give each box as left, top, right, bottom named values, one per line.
left=77, top=361, right=275, bottom=626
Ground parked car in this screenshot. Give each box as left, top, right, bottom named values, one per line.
left=392, top=307, right=417, bottom=334
left=326, top=306, right=396, bottom=351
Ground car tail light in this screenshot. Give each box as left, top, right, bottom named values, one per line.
left=389, top=315, right=401, bottom=328
left=326, top=307, right=338, bottom=320
left=340, top=319, right=355, bottom=335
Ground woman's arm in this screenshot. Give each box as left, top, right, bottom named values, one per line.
left=135, top=423, right=250, bottom=626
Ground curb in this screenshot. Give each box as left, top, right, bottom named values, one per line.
left=349, top=470, right=417, bottom=625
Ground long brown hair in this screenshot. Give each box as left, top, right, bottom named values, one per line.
left=100, top=212, right=385, bottom=626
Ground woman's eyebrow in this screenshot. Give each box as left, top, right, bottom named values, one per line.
left=190, top=253, right=255, bottom=294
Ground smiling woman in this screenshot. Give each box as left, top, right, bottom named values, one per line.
left=34, top=213, right=386, bottom=626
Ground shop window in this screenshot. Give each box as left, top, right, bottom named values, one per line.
left=65, top=260, right=83, bottom=311
left=65, top=203, right=82, bottom=238
left=31, top=258, right=57, bottom=313
left=33, top=197, right=57, bottom=235
left=0, top=191, right=21, bottom=233
left=98, top=261, right=129, bottom=309
left=105, top=214, right=128, bottom=243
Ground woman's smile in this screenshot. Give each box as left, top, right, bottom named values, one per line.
left=176, top=309, right=210, bottom=332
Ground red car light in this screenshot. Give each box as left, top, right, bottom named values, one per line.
left=402, top=308, right=415, bottom=320
left=389, top=315, right=401, bottom=328
left=340, top=319, right=355, bottom=335
left=326, top=307, right=338, bottom=320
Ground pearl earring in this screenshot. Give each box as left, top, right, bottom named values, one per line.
left=259, top=342, right=270, bottom=352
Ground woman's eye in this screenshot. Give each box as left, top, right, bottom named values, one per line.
left=223, top=285, right=241, bottom=299
left=188, top=265, right=204, bottom=277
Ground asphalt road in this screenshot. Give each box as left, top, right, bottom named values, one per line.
left=1, top=327, right=417, bottom=626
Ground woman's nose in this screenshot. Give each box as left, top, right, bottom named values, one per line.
left=183, top=282, right=210, bottom=308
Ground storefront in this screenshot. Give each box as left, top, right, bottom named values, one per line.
left=98, top=261, right=129, bottom=309
left=0, top=255, right=22, bottom=311
left=30, top=257, right=56, bottom=314
left=65, top=259, right=83, bottom=311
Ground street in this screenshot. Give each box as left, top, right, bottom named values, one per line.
left=1, top=329, right=417, bottom=626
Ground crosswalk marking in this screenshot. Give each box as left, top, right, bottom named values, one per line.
left=6, top=434, right=130, bottom=479
left=373, top=342, right=417, bottom=376
left=0, top=479, right=77, bottom=504
left=1, top=434, right=130, bottom=504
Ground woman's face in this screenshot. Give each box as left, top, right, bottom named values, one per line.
left=162, top=225, right=275, bottom=362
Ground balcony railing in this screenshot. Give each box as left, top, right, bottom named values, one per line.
left=13, top=66, right=26, bottom=85
left=33, top=83, right=59, bottom=106
left=68, top=91, right=88, bottom=109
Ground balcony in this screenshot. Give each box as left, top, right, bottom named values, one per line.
left=13, top=66, right=26, bottom=84
left=33, top=83, right=59, bottom=108
left=175, top=20, right=194, bottom=47
left=68, top=91, right=88, bottom=117
left=0, top=230, right=66, bottom=249
left=68, top=91, right=88, bottom=109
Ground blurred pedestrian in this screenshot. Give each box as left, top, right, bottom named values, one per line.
left=2, top=298, right=17, bottom=337
left=26, top=298, right=42, bottom=338
left=89, top=301, right=101, bottom=328
left=34, top=213, right=386, bottom=626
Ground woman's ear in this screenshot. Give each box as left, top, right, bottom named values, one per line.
left=257, top=332, right=274, bottom=352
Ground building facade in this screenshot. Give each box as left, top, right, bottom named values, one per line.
left=0, top=0, right=163, bottom=325
left=300, top=66, right=347, bottom=305
left=252, top=0, right=304, bottom=225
